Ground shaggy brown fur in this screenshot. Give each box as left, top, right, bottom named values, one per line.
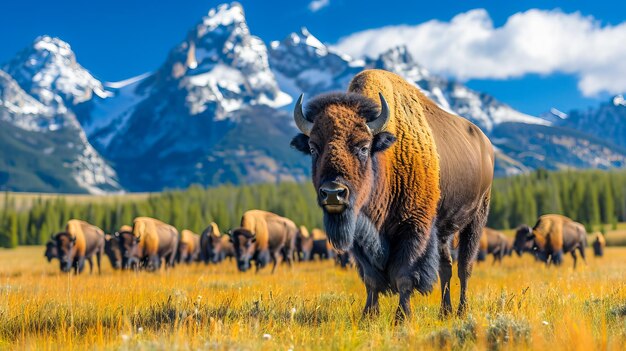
left=592, top=232, right=606, bottom=257
left=130, top=217, right=179, bottom=271
left=291, top=69, right=494, bottom=318
left=526, top=214, right=588, bottom=268
left=178, top=229, right=201, bottom=264
left=231, top=210, right=298, bottom=273
left=53, top=219, right=105, bottom=274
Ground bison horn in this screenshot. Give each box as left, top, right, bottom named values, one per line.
left=293, top=94, right=313, bottom=136
left=366, top=93, right=390, bottom=135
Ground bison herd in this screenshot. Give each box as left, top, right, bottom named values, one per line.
left=43, top=69, right=610, bottom=321
left=44, top=210, right=351, bottom=275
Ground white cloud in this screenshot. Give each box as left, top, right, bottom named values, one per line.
left=333, top=9, right=626, bottom=96
left=308, top=0, right=330, bottom=13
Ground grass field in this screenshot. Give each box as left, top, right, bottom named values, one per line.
left=1, top=247, right=625, bottom=350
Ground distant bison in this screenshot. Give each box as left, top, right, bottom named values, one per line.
left=309, top=228, right=334, bottom=261
left=230, top=210, right=297, bottom=273
left=53, top=219, right=105, bottom=274
left=200, top=222, right=234, bottom=264
left=476, top=228, right=509, bottom=264
left=44, top=240, right=58, bottom=262
left=291, top=69, right=494, bottom=317
left=178, top=229, right=201, bottom=264
left=120, top=217, right=179, bottom=271
left=105, top=225, right=131, bottom=270
left=514, top=214, right=587, bottom=268
left=592, top=232, right=606, bottom=257
left=295, top=226, right=314, bottom=261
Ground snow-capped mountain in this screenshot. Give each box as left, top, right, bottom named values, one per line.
left=557, top=96, right=626, bottom=150
left=74, top=2, right=306, bottom=191
left=1, top=2, right=625, bottom=193
left=0, top=37, right=120, bottom=194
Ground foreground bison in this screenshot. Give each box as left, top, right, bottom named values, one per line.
left=200, top=222, right=234, bottom=264
left=119, top=217, right=179, bottom=271
left=53, top=219, right=105, bottom=274
left=230, top=210, right=297, bottom=273
left=514, top=214, right=587, bottom=268
left=291, top=69, right=494, bottom=317
left=592, top=232, right=606, bottom=257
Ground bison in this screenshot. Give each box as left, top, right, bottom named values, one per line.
left=178, top=229, right=201, bottom=264
left=104, top=224, right=131, bottom=270
left=119, top=217, right=179, bottom=271
left=309, top=228, right=334, bottom=261
left=295, top=226, right=314, bottom=261
left=514, top=214, right=587, bottom=268
left=476, top=228, right=509, bottom=264
left=200, top=222, right=234, bottom=264
left=53, top=219, right=105, bottom=274
left=291, top=69, right=494, bottom=318
left=44, top=239, right=58, bottom=262
left=592, top=232, right=605, bottom=257
left=230, top=210, right=297, bottom=273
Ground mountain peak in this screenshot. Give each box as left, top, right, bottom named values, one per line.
left=613, top=94, right=626, bottom=107
left=197, top=2, right=246, bottom=37
left=3, top=35, right=110, bottom=110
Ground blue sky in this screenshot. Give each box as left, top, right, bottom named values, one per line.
left=1, top=0, right=624, bottom=115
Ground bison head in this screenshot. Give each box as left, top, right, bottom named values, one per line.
left=44, top=240, right=58, bottom=262
left=230, top=228, right=256, bottom=272
left=290, top=92, right=396, bottom=250
left=117, top=231, right=140, bottom=270
left=104, top=233, right=122, bottom=269
left=54, top=232, right=77, bottom=272
left=513, top=225, right=534, bottom=256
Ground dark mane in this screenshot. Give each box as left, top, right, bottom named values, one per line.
left=305, top=92, right=381, bottom=122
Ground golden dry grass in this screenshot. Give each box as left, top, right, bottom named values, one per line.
left=0, top=247, right=625, bottom=350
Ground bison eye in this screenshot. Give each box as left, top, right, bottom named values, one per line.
left=356, top=145, right=370, bottom=161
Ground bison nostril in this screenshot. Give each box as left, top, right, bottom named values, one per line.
left=319, top=188, right=328, bottom=200
left=338, top=188, right=347, bottom=199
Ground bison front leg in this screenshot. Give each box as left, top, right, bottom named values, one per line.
left=362, top=284, right=380, bottom=317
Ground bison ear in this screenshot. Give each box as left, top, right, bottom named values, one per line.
left=290, top=134, right=311, bottom=154
left=372, top=132, right=396, bottom=153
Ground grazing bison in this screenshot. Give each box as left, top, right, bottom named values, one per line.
left=514, top=214, right=587, bottom=268
left=120, top=217, right=179, bottom=271
left=53, top=219, right=105, bottom=274
left=592, top=232, right=605, bottom=257
left=44, top=240, right=58, bottom=262
left=230, top=210, right=297, bottom=273
left=291, top=69, right=494, bottom=318
left=104, top=225, right=131, bottom=270
left=200, top=222, right=234, bottom=264
left=178, top=229, right=201, bottom=264
left=310, top=228, right=334, bottom=260
left=476, top=228, right=509, bottom=264
left=295, top=226, right=314, bottom=261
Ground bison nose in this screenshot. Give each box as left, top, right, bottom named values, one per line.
left=319, top=182, right=349, bottom=213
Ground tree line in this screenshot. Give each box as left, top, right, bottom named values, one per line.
left=1, top=169, right=625, bottom=248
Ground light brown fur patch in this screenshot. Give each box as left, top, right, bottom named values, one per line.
left=348, top=70, right=441, bottom=249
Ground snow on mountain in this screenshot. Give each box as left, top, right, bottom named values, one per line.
left=157, top=2, right=290, bottom=119
left=0, top=37, right=121, bottom=194
left=3, top=36, right=110, bottom=114
left=269, top=27, right=363, bottom=98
